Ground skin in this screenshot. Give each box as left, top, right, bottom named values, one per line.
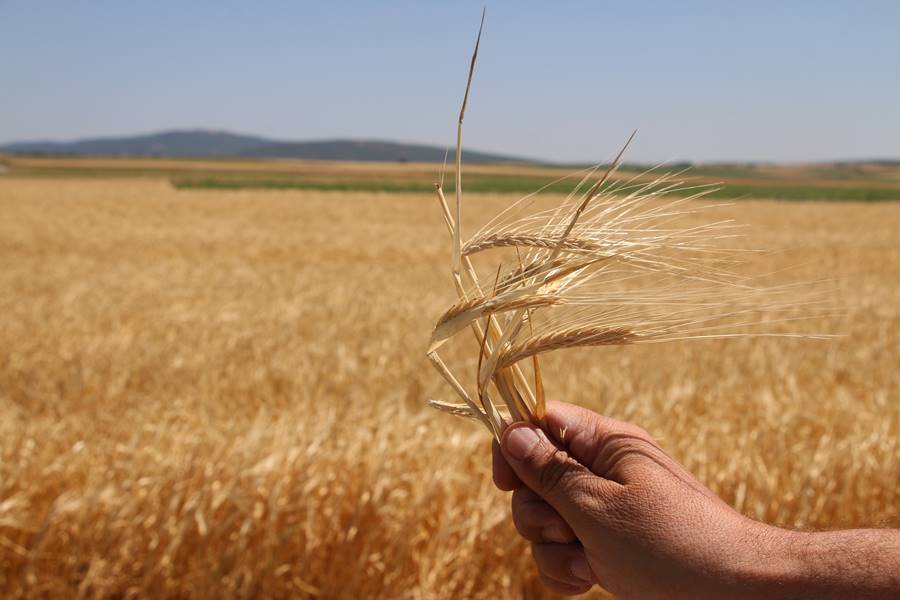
left=492, top=401, right=900, bottom=599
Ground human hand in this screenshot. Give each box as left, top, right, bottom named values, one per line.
left=493, top=401, right=900, bottom=599
left=492, top=401, right=777, bottom=599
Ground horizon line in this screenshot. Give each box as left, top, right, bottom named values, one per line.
left=1, top=127, right=898, bottom=167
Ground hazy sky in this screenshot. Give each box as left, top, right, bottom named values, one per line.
left=2, top=1, right=899, bottom=163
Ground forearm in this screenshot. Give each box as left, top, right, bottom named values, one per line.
left=748, top=526, right=900, bottom=599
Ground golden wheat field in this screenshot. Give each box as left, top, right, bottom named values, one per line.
left=1, top=176, right=898, bottom=599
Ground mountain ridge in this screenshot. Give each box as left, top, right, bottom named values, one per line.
left=0, top=129, right=538, bottom=164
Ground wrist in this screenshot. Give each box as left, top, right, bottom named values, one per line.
left=731, top=523, right=900, bottom=600
left=736, top=524, right=812, bottom=594
left=719, top=520, right=802, bottom=598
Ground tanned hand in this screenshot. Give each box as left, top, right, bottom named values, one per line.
left=492, top=401, right=900, bottom=599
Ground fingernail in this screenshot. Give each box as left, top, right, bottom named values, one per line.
left=571, top=556, right=592, bottom=583
left=542, top=524, right=571, bottom=544
left=503, top=426, right=540, bottom=460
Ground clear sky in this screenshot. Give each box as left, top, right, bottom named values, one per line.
left=2, top=1, right=899, bottom=163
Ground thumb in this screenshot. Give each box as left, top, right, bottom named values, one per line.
left=500, top=422, right=617, bottom=527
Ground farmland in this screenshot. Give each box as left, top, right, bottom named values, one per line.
left=0, top=168, right=899, bottom=598
left=3, top=154, right=900, bottom=200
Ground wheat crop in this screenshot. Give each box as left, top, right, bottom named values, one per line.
left=426, top=20, right=827, bottom=438
left=0, top=176, right=898, bottom=599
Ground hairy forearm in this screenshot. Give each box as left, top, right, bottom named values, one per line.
left=747, top=526, right=900, bottom=599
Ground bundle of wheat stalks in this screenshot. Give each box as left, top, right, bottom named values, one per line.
left=426, top=16, right=821, bottom=438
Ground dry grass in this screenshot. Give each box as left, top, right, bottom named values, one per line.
left=426, top=148, right=832, bottom=432
left=1, top=177, right=898, bottom=598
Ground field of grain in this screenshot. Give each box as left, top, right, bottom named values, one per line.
left=4, top=155, right=900, bottom=200
left=1, top=177, right=898, bottom=599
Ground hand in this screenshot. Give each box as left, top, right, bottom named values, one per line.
left=493, top=401, right=759, bottom=598
left=492, top=401, right=900, bottom=599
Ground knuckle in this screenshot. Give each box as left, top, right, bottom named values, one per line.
left=511, top=500, right=535, bottom=528
left=537, top=449, right=574, bottom=496
left=512, top=518, right=533, bottom=541
left=513, top=493, right=571, bottom=543
left=511, top=506, right=538, bottom=538
left=510, top=490, right=532, bottom=520
left=510, top=487, right=529, bottom=511
left=618, top=420, right=651, bottom=440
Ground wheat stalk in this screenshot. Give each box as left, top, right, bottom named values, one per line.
left=434, top=294, right=563, bottom=339
left=425, top=16, right=826, bottom=438
left=462, top=234, right=607, bottom=256
left=497, top=327, right=637, bottom=369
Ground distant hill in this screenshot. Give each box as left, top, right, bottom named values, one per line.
left=0, top=129, right=536, bottom=164
left=238, top=139, right=523, bottom=163
left=0, top=131, right=267, bottom=158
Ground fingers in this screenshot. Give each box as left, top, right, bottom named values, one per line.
left=499, top=421, right=620, bottom=527
left=511, top=487, right=576, bottom=544
left=495, top=401, right=656, bottom=491
left=542, top=400, right=656, bottom=482
left=492, top=439, right=522, bottom=491
left=531, top=542, right=594, bottom=594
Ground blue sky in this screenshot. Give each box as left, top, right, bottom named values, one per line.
left=2, top=1, right=898, bottom=163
